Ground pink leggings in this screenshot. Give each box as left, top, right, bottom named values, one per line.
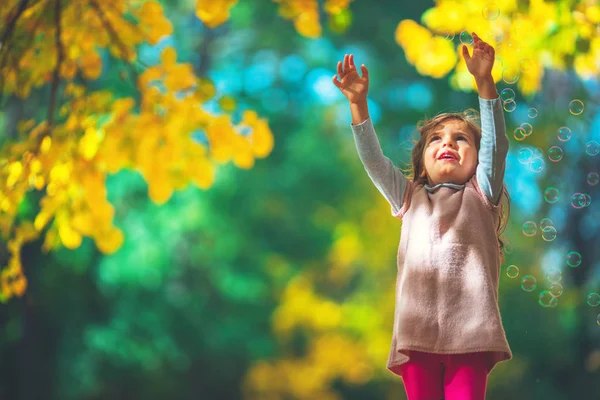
left=400, top=351, right=490, bottom=400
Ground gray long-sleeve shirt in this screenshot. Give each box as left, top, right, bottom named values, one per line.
left=350, top=97, right=512, bottom=376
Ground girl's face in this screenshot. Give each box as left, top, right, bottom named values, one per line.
left=422, top=119, right=478, bottom=186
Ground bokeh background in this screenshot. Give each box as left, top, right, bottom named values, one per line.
left=1, top=0, right=600, bottom=399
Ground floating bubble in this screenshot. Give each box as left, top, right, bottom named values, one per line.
left=588, top=292, right=600, bottom=307
left=521, top=275, right=537, bottom=292
left=566, top=251, right=582, bottom=267
left=445, top=32, right=455, bottom=41
left=597, top=314, right=600, bottom=326
left=504, top=100, right=517, bottom=112
left=548, top=146, right=564, bottom=162
left=528, top=107, right=538, bottom=118
left=529, top=157, right=545, bottom=173
left=539, top=290, right=559, bottom=308
left=522, top=221, right=537, bottom=237
left=581, top=193, right=592, bottom=207
left=519, top=58, right=534, bottom=73
left=539, top=218, right=553, bottom=230
left=586, top=141, right=600, bottom=156
left=460, top=31, right=474, bottom=45
left=513, top=126, right=526, bottom=140
left=587, top=172, right=599, bottom=186
left=549, top=282, right=563, bottom=297
left=544, top=187, right=560, bottom=203
left=506, top=265, right=519, bottom=278
left=541, top=226, right=557, bottom=242
left=545, top=268, right=562, bottom=283
left=557, top=126, right=572, bottom=142
left=502, top=66, right=520, bottom=84
left=503, top=240, right=513, bottom=254
left=500, top=88, right=515, bottom=102
left=518, top=147, right=533, bottom=164
left=482, top=4, right=500, bottom=21
left=521, top=122, right=533, bottom=135
left=569, top=99, right=584, bottom=115
left=494, top=57, right=504, bottom=68
left=570, top=192, right=588, bottom=209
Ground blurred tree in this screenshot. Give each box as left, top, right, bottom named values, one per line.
left=0, top=0, right=274, bottom=302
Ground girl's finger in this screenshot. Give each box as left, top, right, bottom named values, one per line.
left=344, top=54, right=351, bottom=73
left=332, top=75, right=342, bottom=88
left=337, top=61, right=343, bottom=77
left=361, top=64, right=369, bottom=80
left=349, top=54, right=355, bottom=69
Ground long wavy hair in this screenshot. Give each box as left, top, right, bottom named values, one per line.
left=401, top=109, right=511, bottom=263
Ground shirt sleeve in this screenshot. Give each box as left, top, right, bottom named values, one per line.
left=475, top=96, right=510, bottom=206
left=351, top=117, right=407, bottom=215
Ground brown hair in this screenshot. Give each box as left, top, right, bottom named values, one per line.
left=401, top=109, right=511, bottom=263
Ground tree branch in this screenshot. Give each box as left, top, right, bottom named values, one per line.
left=47, top=0, right=64, bottom=126
left=0, top=0, right=30, bottom=45
left=89, top=0, right=141, bottom=80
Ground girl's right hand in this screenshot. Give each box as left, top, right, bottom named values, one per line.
left=332, top=54, right=369, bottom=105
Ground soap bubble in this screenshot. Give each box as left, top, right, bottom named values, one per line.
left=587, top=172, right=599, bottom=186
left=518, top=147, right=533, bottom=164
left=543, top=187, right=559, bottom=203
left=513, top=126, right=526, bottom=140
left=500, top=88, right=515, bottom=102
left=548, top=146, right=564, bottom=162
left=585, top=141, right=600, bottom=156
left=545, top=268, right=562, bottom=283
left=549, top=282, right=563, bottom=297
left=502, top=66, right=520, bottom=84
left=521, top=275, right=537, bottom=292
left=557, top=126, right=572, bottom=142
left=529, top=157, right=545, bottom=173
left=522, top=221, right=537, bottom=236
left=570, top=192, right=590, bottom=208
left=539, top=218, right=553, bottom=230
left=541, top=226, right=557, bottom=242
left=482, top=4, right=500, bottom=21
left=569, top=99, right=584, bottom=115
left=503, top=100, right=517, bottom=112
left=519, top=58, right=534, bottom=73
left=506, top=265, right=519, bottom=278
left=520, top=122, right=533, bottom=136
left=460, top=31, right=473, bottom=45
left=588, top=293, right=600, bottom=307
left=539, top=290, right=558, bottom=308
left=566, top=251, right=582, bottom=267
left=528, top=107, right=538, bottom=118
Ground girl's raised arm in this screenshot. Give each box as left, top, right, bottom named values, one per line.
left=333, top=54, right=408, bottom=216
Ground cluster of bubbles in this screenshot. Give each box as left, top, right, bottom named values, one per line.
left=500, top=88, right=517, bottom=112
left=518, top=147, right=546, bottom=173
left=541, top=187, right=592, bottom=209
left=505, top=251, right=593, bottom=310
left=522, top=218, right=557, bottom=241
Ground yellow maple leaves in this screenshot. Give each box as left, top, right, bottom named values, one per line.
left=396, top=0, right=600, bottom=95
left=0, top=2, right=274, bottom=301
left=195, top=0, right=354, bottom=38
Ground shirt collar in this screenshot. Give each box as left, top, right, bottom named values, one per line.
left=424, top=182, right=465, bottom=193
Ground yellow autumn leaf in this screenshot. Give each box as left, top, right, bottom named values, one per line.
left=196, top=0, right=238, bottom=28
left=58, top=221, right=83, bottom=249
left=95, top=226, right=124, bottom=254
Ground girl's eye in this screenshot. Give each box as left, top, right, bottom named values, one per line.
left=457, top=136, right=466, bottom=141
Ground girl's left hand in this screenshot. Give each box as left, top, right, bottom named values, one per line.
left=462, top=32, right=495, bottom=78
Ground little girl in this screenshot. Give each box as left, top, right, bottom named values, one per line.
left=332, top=33, right=512, bottom=400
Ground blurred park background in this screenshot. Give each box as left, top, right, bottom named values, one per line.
left=1, top=0, right=600, bottom=399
